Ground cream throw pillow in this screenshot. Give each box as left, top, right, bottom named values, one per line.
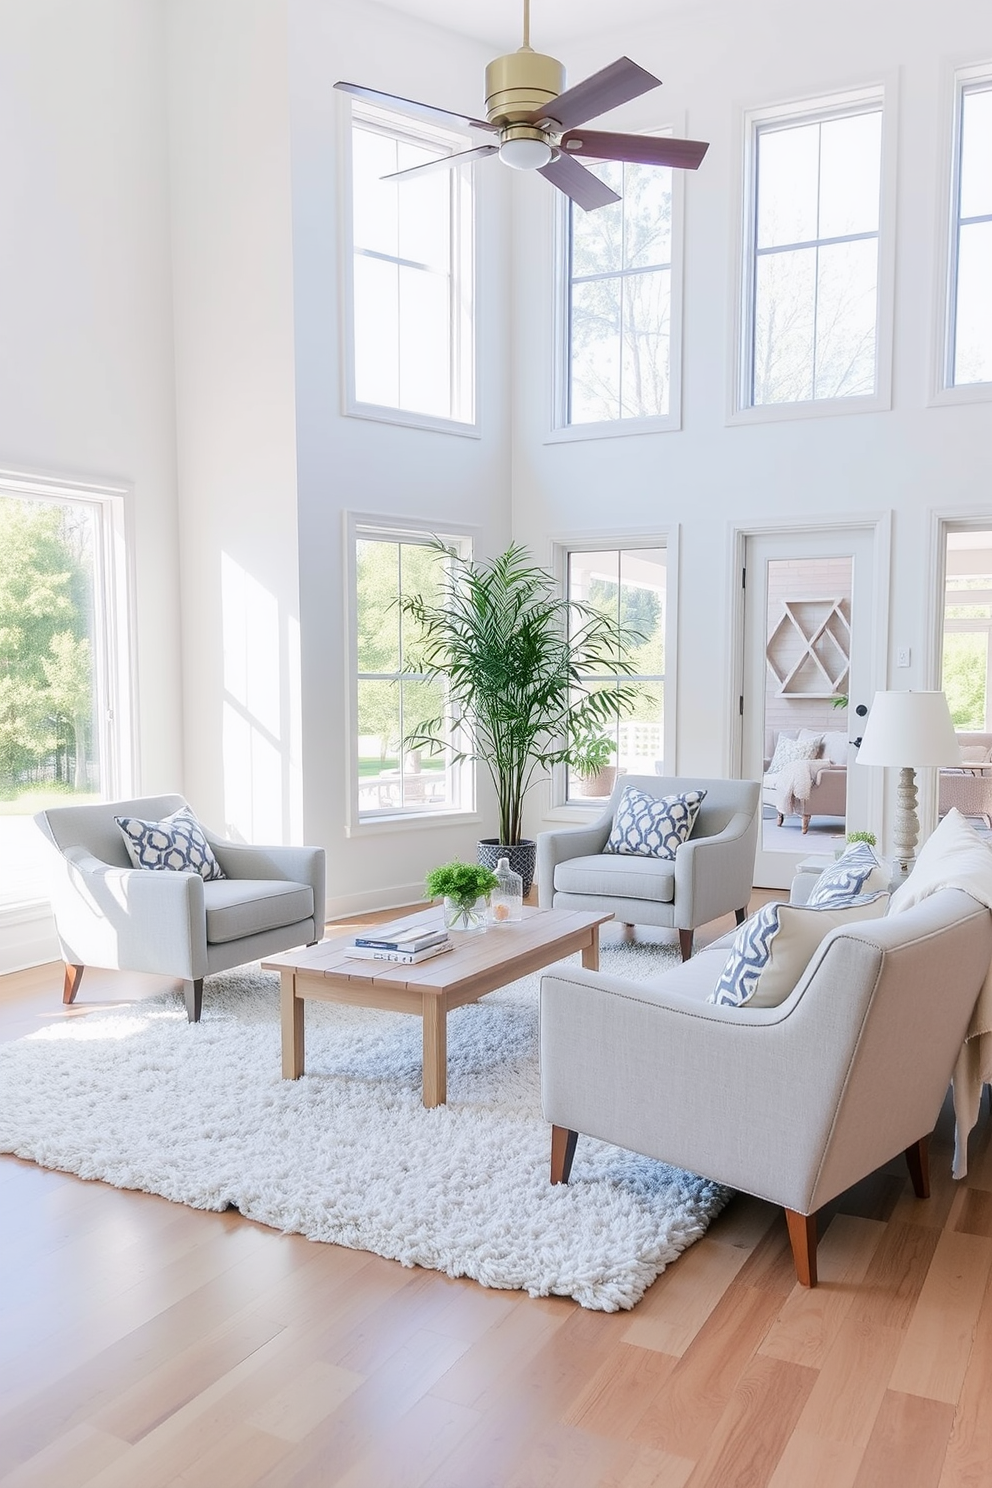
left=889, top=808, right=992, bottom=914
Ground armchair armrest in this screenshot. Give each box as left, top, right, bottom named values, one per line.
left=537, top=812, right=612, bottom=908
left=56, top=847, right=207, bottom=979
left=674, top=809, right=758, bottom=930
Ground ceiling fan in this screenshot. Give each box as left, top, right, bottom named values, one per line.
left=334, top=0, right=709, bottom=211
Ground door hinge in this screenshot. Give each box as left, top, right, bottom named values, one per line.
left=741, top=566, right=746, bottom=589
left=739, top=695, right=744, bottom=716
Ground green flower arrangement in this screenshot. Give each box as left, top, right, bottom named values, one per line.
left=846, top=830, right=877, bottom=847
left=425, top=861, right=499, bottom=909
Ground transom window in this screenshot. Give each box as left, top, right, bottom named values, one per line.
left=560, top=156, right=677, bottom=428
left=743, top=94, right=884, bottom=409
left=563, top=546, right=667, bottom=801
left=352, top=526, right=470, bottom=821
left=348, top=104, right=475, bottom=428
left=947, top=72, right=992, bottom=389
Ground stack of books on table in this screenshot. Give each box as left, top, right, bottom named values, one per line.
left=345, top=918, right=453, bottom=964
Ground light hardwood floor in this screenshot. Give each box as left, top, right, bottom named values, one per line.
left=1, top=898, right=991, bottom=1488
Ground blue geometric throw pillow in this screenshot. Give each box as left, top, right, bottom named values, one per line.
left=116, top=805, right=226, bottom=881
left=604, top=786, right=706, bottom=859
left=709, top=893, right=889, bottom=1008
left=807, top=842, right=887, bottom=908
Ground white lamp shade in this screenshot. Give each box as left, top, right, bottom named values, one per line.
left=856, top=690, right=960, bottom=768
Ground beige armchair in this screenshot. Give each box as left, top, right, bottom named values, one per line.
left=35, top=794, right=325, bottom=1022
left=537, top=775, right=760, bottom=959
left=540, top=888, right=992, bottom=1286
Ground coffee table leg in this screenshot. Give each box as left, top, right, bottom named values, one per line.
left=422, top=995, right=447, bottom=1108
left=281, top=969, right=304, bottom=1079
left=581, top=924, right=601, bottom=972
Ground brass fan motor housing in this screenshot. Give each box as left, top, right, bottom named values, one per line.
left=485, top=48, right=565, bottom=125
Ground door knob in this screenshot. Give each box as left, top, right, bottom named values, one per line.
left=855, top=703, right=868, bottom=717
left=852, top=736, right=863, bottom=748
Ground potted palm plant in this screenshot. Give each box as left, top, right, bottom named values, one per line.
left=400, top=543, right=641, bottom=893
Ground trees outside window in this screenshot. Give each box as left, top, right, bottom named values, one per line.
left=353, top=528, right=468, bottom=819
left=743, top=95, right=885, bottom=409
left=563, top=158, right=676, bottom=427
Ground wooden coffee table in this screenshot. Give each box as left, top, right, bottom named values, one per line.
left=263, top=906, right=613, bottom=1107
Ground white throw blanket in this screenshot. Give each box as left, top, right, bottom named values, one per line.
left=888, top=809, right=992, bottom=1178
left=765, top=758, right=821, bottom=817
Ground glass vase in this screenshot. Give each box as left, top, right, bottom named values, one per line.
left=443, top=895, right=488, bottom=934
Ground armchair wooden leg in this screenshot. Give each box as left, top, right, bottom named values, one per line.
left=801, top=815, right=810, bottom=834
left=785, top=1209, right=818, bottom=1287
left=678, top=929, right=693, bottom=961
left=184, top=979, right=204, bottom=1023
left=735, top=907, right=747, bottom=926
left=63, top=963, right=84, bottom=1005
left=905, top=1133, right=931, bottom=1199
left=550, top=1126, right=578, bottom=1185
left=776, top=813, right=784, bottom=826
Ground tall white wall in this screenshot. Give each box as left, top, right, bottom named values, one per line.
left=510, top=0, right=992, bottom=847
left=0, top=0, right=182, bottom=792
left=167, top=0, right=303, bottom=846
left=288, top=0, right=512, bottom=915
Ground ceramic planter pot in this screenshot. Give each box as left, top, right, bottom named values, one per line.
left=477, top=839, right=536, bottom=896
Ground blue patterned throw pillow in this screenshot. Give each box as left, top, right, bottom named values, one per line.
left=116, top=805, right=226, bottom=881
left=604, top=787, right=706, bottom=859
left=807, top=842, right=887, bottom=908
left=710, top=893, right=889, bottom=1009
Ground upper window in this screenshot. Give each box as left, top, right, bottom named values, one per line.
left=351, top=525, right=471, bottom=823
left=739, top=90, right=887, bottom=414
left=946, top=71, right=992, bottom=390
left=347, top=104, right=475, bottom=430
left=562, top=545, right=668, bottom=802
left=558, top=153, right=680, bottom=432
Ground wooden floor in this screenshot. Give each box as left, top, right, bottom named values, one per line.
left=2, top=899, right=992, bottom=1487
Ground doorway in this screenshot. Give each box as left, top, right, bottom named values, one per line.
left=740, top=526, right=883, bottom=888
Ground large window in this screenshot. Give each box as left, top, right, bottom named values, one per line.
left=347, top=103, right=475, bottom=430
left=559, top=155, right=679, bottom=430
left=740, top=91, right=886, bottom=412
left=946, top=70, right=992, bottom=389
left=352, top=527, right=469, bottom=821
left=563, top=546, right=667, bottom=801
left=942, top=530, right=992, bottom=731
left=0, top=477, right=132, bottom=913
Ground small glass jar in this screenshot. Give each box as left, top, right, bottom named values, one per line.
left=490, top=857, right=523, bottom=924
left=443, top=895, right=488, bottom=934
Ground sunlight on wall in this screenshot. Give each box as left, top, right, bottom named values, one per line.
left=221, top=553, right=303, bottom=843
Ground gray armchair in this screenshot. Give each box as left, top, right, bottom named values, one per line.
left=537, top=775, right=761, bottom=959
left=541, top=888, right=992, bottom=1286
left=34, top=794, right=325, bottom=1022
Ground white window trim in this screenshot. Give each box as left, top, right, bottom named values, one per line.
left=343, top=510, right=481, bottom=837
left=544, top=527, right=679, bottom=819
left=547, top=119, right=687, bottom=442
left=728, top=77, right=897, bottom=426
left=0, top=467, right=137, bottom=801
left=930, top=59, right=992, bottom=408
left=338, top=95, right=481, bottom=439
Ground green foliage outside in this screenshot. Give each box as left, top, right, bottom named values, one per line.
left=943, top=631, right=987, bottom=729
left=0, top=499, right=94, bottom=802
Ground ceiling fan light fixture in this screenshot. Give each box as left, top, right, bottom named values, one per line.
left=499, top=135, right=554, bottom=170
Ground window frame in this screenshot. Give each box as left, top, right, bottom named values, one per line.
left=340, top=97, right=480, bottom=439
left=729, top=79, right=897, bottom=425
left=344, top=512, right=480, bottom=836
left=546, top=529, right=679, bottom=816
left=548, top=122, right=686, bottom=442
left=932, top=60, right=992, bottom=406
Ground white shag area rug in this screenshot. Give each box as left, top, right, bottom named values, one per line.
left=0, top=940, right=729, bottom=1311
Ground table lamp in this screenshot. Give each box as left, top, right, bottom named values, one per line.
left=856, top=690, right=960, bottom=875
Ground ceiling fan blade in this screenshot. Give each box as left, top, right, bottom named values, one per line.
left=560, top=130, right=710, bottom=171
left=334, top=80, right=498, bottom=136
left=382, top=144, right=499, bottom=182
left=526, top=57, right=661, bottom=132
left=539, top=153, right=621, bottom=212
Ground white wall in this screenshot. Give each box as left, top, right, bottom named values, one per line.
left=0, top=0, right=182, bottom=792
left=167, top=0, right=303, bottom=848
left=510, top=0, right=992, bottom=850
left=288, top=0, right=513, bottom=916
left=0, top=0, right=182, bottom=971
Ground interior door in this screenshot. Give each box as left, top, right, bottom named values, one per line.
left=742, top=528, right=879, bottom=889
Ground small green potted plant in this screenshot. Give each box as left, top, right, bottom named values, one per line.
left=846, top=830, right=877, bottom=847
left=425, top=861, right=499, bottom=934
left=570, top=730, right=618, bottom=799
